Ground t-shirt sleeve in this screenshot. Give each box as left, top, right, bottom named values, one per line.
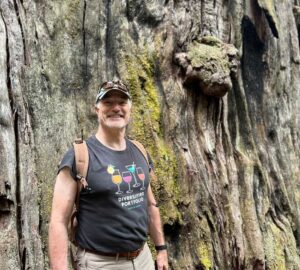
left=57, top=147, right=76, bottom=180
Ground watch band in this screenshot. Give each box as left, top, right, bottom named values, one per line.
left=155, top=244, right=167, bottom=251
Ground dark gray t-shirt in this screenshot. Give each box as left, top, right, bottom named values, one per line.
left=58, top=135, right=153, bottom=252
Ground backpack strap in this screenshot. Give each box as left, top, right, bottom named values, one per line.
left=130, top=140, right=149, bottom=163
left=130, top=140, right=157, bottom=184
left=73, top=139, right=89, bottom=209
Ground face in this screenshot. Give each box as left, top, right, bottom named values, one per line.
left=95, top=90, right=131, bottom=131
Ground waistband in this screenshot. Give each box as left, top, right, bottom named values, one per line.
left=81, top=245, right=144, bottom=260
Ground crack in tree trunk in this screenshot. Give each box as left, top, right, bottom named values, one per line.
left=12, top=0, right=26, bottom=63
left=14, top=111, right=24, bottom=269
left=83, top=0, right=87, bottom=79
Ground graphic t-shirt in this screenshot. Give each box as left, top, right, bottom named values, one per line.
left=58, top=135, right=152, bottom=252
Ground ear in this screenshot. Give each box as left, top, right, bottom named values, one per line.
left=93, top=104, right=99, bottom=113
left=128, top=100, right=132, bottom=109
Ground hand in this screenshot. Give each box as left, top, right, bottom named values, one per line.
left=156, top=250, right=168, bottom=270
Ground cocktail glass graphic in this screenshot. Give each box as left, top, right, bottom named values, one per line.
left=112, top=169, right=123, bottom=194
left=136, top=167, right=145, bottom=190
left=122, top=171, right=133, bottom=194
left=125, top=163, right=140, bottom=187
left=107, top=164, right=114, bottom=174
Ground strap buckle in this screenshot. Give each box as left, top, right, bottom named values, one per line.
left=76, top=174, right=83, bottom=180
left=75, top=138, right=83, bottom=144
left=76, top=174, right=89, bottom=189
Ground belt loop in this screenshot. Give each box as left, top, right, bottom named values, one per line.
left=116, top=253, right=119, bottom=262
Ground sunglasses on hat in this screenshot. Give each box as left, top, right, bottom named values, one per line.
left=96, top=80, right=131, bottom=103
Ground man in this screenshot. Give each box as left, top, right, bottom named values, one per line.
left=49, top=80, right=168, bottom=270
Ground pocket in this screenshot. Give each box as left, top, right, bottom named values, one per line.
left=76, top=247, right=84, bottom=260
left=136, top=244, right=155, bottom=270
left=76, top=260, right=86, bottom=269
left=76, top=263, right=86, bottom=270
left=76, top=248, right=86, bottom=269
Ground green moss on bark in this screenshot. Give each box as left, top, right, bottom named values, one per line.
left=196, top=218, right=214, bottom=269
left=264, top=223, right=286, bottom=270
left=197, top=242, right=213, bottom=270
left=123, top=49, right=181, bottom=225
left=187, top=40, right=229, bottom=74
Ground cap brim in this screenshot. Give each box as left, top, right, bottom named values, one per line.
left=96, top=88, right=131, bottom=103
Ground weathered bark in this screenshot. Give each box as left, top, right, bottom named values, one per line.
left=0, top=0, right=299, bottom=269
left=0, top=0, right=44, bottom=269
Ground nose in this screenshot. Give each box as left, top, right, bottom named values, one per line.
left=111, top=102, right=121, bottom=111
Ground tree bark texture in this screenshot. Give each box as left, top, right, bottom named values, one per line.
left=0, top=0, right=299, bottom=269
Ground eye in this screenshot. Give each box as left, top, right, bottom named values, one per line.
left=119, top=101, right=127, bottom=106
left=103, top=100, right=112, bottom=106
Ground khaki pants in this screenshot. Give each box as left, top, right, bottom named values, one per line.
left=76, top=243, right=155, bottom=270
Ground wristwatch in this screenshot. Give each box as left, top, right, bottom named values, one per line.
left=155, top=244, right=167, bottom=251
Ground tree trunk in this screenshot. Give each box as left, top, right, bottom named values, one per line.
left=0, top=0, right=299, bottom=269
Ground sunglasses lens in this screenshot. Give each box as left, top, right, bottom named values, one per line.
left=100, top=81, right=128, bottom=92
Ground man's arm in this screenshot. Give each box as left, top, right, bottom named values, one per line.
left=48, top=168, right=77, bottom=270
left=148, top=185, right=168, bottom=270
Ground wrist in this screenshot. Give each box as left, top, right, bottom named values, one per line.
left=155, top=244, right=167, bottom=251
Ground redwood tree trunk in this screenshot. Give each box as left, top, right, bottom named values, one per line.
left=0, top=0, right=299, bottom=269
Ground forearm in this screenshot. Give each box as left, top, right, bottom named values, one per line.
left=147, top=185, right=168, bottom=269
left=148, top=205, right=165, bottom=245
left=48, top=221, right=69, bottom=270
left=148, top=204, right=168, bottom=270
left=49, top=168, right=77, bottom=269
